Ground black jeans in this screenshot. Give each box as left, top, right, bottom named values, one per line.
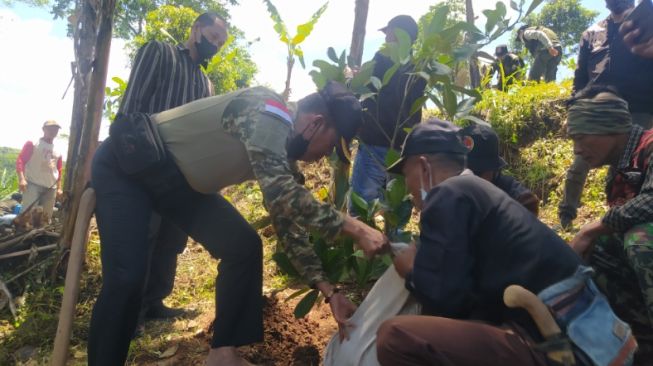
left=142, top=214, right=188, bottom=312
left=88, top=139, right=263, bottom=366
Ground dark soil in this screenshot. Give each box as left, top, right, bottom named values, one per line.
left=138, top=293, right=337, bottom=366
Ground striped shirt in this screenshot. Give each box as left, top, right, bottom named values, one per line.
left=119, top=41, right=213, bottom=114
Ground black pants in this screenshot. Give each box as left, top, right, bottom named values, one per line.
left=142, top=214, right=188, bottom=313
left=88, top=139, right=263, bottom=366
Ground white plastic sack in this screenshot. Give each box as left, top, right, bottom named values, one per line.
left=323, top=264, right=421, bottom=366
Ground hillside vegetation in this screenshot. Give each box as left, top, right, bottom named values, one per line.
left=0, top=81, right=609, bottom=364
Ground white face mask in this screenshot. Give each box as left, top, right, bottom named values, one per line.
left=420, top=160, right=433, bottom=202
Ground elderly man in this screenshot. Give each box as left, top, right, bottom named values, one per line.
left=16, top=120, right=63, bottom=222
left=568, top=85, right=653, bottom=363
left=374, top=119, right=590, bottom=365
left=88, top=82, right=387, bottom=366
left=558, top=0, right=653, bottom=229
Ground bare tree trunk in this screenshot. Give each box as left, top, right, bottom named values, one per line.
left=282, top=55, right=294, bottom=102
left=60, top=0, right=116, bottom=248
left=465, top=0, right=481, bottom=88
left=348, top=0, right=369, bottom=67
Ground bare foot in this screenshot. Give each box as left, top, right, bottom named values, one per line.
left=206, top=347, right=255, bottom=366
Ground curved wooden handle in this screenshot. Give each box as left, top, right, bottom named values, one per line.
left=504, top=285, right=561, bottom=338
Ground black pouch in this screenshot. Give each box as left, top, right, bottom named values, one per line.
left=109, top=112, right=167, bottom=175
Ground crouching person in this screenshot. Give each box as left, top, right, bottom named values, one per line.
left=88, top=82, right=387, bottom=366
left=463, top=123, right=540, bottom=215
left=376, top=119, right=606, bottom=365
left=568, top=85, right=653, bottom=362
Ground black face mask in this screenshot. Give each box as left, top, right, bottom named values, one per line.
left=286, top=121, right=323, bottom=160
left=195, top=34, right=218, bottom=65
left=286, top=134, right=310, bottom=160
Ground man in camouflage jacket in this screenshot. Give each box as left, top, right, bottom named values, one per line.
left=568, top=85, right=653, bottom=363
left=88, top=81, right=387, bottom=366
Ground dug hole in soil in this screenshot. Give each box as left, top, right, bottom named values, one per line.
left=149, top=292, right=337, bottom=366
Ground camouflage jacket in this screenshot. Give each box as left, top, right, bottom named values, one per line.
left=155, top=86, right=343, bottom=284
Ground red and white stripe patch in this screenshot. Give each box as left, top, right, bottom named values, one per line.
left=264, top=99, right=293, bottom=125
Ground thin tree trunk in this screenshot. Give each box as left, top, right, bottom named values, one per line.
left=348, top=0, right=369, bottom=67
left=465, top=0, right=481, bottom=88
left=60, top=0, right=116, bottom=248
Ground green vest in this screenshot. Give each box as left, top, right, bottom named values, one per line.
left=153, top=86, right=290, bottom=193
left=525, top=26, right=561, bottom=55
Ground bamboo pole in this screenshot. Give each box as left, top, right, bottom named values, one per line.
left=51, top=188, right=96, bottom=366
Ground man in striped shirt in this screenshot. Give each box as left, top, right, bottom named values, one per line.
left=118, top=12, right=227, bottom=323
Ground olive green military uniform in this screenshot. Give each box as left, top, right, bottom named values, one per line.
left=522, top=26, right=562, bottom=82
left=89, top=86, right=345, bottom=365
left=154, top=86, right=344, bottom=285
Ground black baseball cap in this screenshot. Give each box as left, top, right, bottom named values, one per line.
left=320, top=81, right=362, bottom=163
left=388, top=118, right=471, bottom=174
left=495, top=44, right=509, bottom=56
left=462, top=123, right=507, bottom=173
left=380, top=15, right=418, bottom=43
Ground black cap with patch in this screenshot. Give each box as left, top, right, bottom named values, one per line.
left=319, top=81, right=362, bottom=163
left=388, top=118, right=471, bottom=174
left=462, top=123, right=507, bottom=173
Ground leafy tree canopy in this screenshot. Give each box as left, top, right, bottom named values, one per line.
left=48, top=0, right=236, bottom=39
left=520, top=0, right=599, bottom=54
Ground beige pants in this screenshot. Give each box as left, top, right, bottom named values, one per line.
left=21, top=181, right=56, bottom=220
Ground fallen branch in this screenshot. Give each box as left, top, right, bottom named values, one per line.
left=0, top=228, right=60, bottom=253
left=0, top=244, right=58, bottom=261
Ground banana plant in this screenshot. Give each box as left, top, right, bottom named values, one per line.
left=263, top=0, right=328, bottom=101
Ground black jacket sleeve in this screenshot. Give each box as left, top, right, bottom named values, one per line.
left=573, top=32, right=591, bottom=94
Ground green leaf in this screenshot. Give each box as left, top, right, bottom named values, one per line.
left=350, top=191, right=369, bottom=216
left=310, top=70, right=327, bottom=89
left=510, top=0, right=519, bottom=11
left=291, top=2, right=328, bottom=45
left=294, top=47, right=305, bottom=68
left=452, top=44, right=481, bottom=62
left=272, top=252, right=300, bottom=278
left=409, top=95, right=428, bottom=116
left=458, top=115, right=492, bottom=127
left=352, top=249, right=365, bottom=258
left=294, top=289, right=319, bottom=318
left=454, top=97, right=477, bottom=118
left=427, top=5, right=449, bottom=35
left=327, top=47, right=338, bottom=63
left=382, top=63, right=400, bottom=86
left=263, top=0, right=289, bottom=42
left=496, top=1, right=507, bottom=18
left=386, top=178, right=407, bottom=209
left=524, top=0, right=545, bottom=17
left=394, top=28, right=412, bottom=64
left=483, top=9, right=500, bottom=34
left=350, top=60, right=375, bottom=90
left=385, top=148, right=401, bottom=168
left=370, top=76, right=382, bottom=91
left=285, top=288, right=311, bottom=302
left=312, top=59, right=342, bottom=81
left=442, top=84, right=458, bottom=119
left=451, top=85, right=482, bottom=100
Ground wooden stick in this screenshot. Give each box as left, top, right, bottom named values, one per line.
left=0, top=244, right=58, bottom=260
left=51, top=188, right=95, bottom=366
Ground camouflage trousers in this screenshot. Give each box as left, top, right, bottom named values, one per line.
left=590, top=223, right=653, bottom=364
